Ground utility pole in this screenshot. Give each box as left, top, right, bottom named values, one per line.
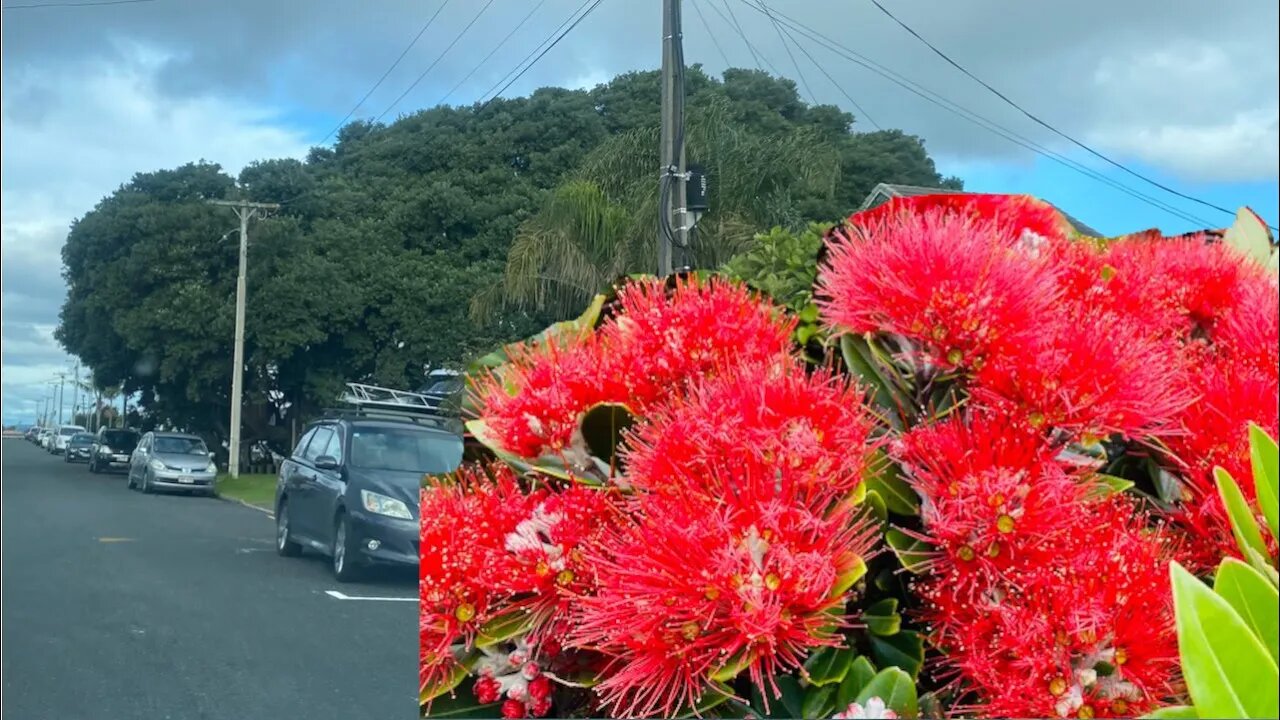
left=71, top=362, right=81, bottom=427
left=209, top=199, right=279, bottom=478
left=658, top=0, right=688, bottom=276
left=55, top=372, right=68, bottom=425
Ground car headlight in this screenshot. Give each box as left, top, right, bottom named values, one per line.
left=149, top=459, right=166, bottom=471
left=205, top=461, right=217, bottom=472
left=360, top=490, right=412, bottom=519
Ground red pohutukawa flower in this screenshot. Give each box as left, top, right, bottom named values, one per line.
left=817, top=207, right=1062, bottom=373
left=845, top=192, right=1077, bottom=246
left=623, top=360, right=876, bottom=504
left=1212, top=273, right=1280, bottom=376
left=569, top=492, right=877, bottom=718
left=475, top=276, right=794, bottom=460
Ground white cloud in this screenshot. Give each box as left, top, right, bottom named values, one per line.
left=0, top=40, right=312, bottom=424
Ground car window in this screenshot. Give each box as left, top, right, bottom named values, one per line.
left=349, top=427, right=462, bottom=473
left=100, top=430, right=139, bottom=451
left=71, top=433, right=94, bottom=443
left=303, top=427, right=333, bottom=463
left=320, top=428, right=344, bottom=463
left=153, top=436, right=208, bottom=455
left=293, top=428, right=318, bottom=459
left=60, top=427, right=84, bottom=436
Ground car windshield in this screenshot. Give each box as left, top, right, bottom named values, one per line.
left=102, top=430, right=139, bottom=450
left=154, top=436, right=209, bottom=455
left=349, top=427, right=461, bottom=474
left=70, top=434, right=94, bottom=444
left=60, top=427, right=85, bottom=436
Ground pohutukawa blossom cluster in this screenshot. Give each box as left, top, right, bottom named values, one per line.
left=423, top=193, right=1278, bottom=719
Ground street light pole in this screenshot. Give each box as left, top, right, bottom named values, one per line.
left=658, top=0, right=688, bottom=276
left=208, top=199, right=279, bottom=478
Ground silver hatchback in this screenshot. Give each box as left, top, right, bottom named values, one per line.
left=128, top=432, right=218, bottom=495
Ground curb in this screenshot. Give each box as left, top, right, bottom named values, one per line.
left=217, top=494, right=274, bottom=519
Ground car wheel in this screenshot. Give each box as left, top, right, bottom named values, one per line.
left=126, top=470, right=136, bottom=490
left=89, top=458, right=98, bottom=473
left=275, top=501, right=302, bottom=557
left=331, top=512, right=361, bottom=582
left=141, top=471, right=153, bottom=494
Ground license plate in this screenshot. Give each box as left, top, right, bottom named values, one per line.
left=178, top=476, right=195, bottom=484
left=114, top=455, right=128, bottom=462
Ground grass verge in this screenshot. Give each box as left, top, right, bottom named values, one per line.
left=215, top=473, right=277, bottom=510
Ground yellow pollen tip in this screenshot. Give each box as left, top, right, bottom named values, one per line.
left=1110, top=700, right=1128, bottom=714
left=454, top=603, right=476, bottom=623
left=1100, top=265, right=1116, bottom=282
left=1049, top=677, right=1067, bottom=696
left=704, top=586, right=721, bottom=601
left=1114, top=647, right=1128, bottom=665
left=957, top=545, right=976, bottom=562
left=946, top=349, right=964, bottom=365
left=556, top=570, right=575, bottom=586
left=988, top=493, right=1006, bottom=507
left=987, top=542, right=1001, bottom=558
left=996, top=514, right=1016, bottom=534
left=1080, top=629, right=1098, bottom=644
left=1029, top=412, right=1047, bottom=428
left=535, top=561, right=551, bottom=577
left=681, top=622, right=700, bottom=641
left=932, top=325, right=947, bottom=340
left=1055, top=630, right=1069, bottom=646
left=764, top=573, right=782, bottom=591
left=1078, top=705, right=1095, bottom=719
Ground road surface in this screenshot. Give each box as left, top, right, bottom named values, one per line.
left=1, top=439, right=418, bottom=720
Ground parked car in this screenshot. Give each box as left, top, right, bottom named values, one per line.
left=89, top=427, right=141, bottom=474
left=24, top=427, right=40, bottom=442
left=63, top=432, right=95, bottom=463
left=127, top=432, right=218, bottom=496
left=274, top=411, right=463, bottom=581
left=38, top=427, right=54, bottom=450
left=49, top=424, right=86, bottom=455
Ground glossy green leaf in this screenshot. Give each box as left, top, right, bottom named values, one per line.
left=863, top=450, right=920, bottom=516
left=1245, top=547, right=1280, bottom=588
left=676, top=682, right=735, bottom=718
left=710, top=648, right=756, bottom=682
left=799, top=303, right=820, bottom=323
left=475, top=609, right=534, bottom=648
left=836, top=656, right=877, bottom=709
left=578, top=402, right=635, bottom=465
left=1170, top=563, right=1279, bottom=719
left=1084, top=473, right=1135, bottom=500
left=886, top=528, right=933, bottom=574
left=854, top=667, right=918, bottom=719
left=1140, top=705, right=1198, bottom=719
left=840, top=334, right=899, bottom=417
left=1249, top=423, right=1279, bottom=544
left=863, top=598, right=902, bottom=637
left=420, top=662, right=469, bottom=705
left=751, top=674, right=804, bottom=719
left=1216, top=467, right=1269, bottom=562
left=803, top=645, right=855, bottom=686
left=830, top=555, right=868, bottom=599
left=800, top=685, right=837, bottom=719
left=869, top=630, right=925, bottom=679
left=860, top=489, right=888, bottom=527
left=1214, top=558, right=1280, bottom=663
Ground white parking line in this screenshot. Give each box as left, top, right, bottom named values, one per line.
left=324, top=590, right=416, bottom=602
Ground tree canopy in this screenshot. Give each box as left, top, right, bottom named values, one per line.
left=56, top=66, right=960, bottom=454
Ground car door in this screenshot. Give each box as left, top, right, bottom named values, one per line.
left=310, top=426, right=348, bottom=548
left=131, top=433, right=151, bottom=481
left=292, top=426, right=334, bottom=541
left=280, top=427, right=319, bottom=538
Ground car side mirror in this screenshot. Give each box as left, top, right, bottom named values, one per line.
left=314, top=455, right=340, bottom=471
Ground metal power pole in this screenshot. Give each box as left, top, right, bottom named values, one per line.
left=209, top=199, right=279, bottom=478
left=55, top=372, right=68, bottom=424
left=71, top=362, right=81, bottom=426
left=658, top=0, right=688, bottom=276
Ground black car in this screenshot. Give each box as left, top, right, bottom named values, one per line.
left=274, top=412, right=463, bottom=581
left=63, top=432, right=95, bottom=464
left=89, top=427, right=141, bottom=474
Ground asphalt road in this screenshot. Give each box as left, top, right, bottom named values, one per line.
left=1, top=439, right=418, bottom=720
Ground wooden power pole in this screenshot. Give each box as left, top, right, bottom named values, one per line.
left=209, top=199, right=279, bottom=478
left=659, top=0, right=688, bottom=276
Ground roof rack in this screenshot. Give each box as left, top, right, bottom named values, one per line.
left=325, top=382, right=463, bottom=432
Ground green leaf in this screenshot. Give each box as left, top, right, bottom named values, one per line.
left=830, top=555, right=868, bottom=599
left=676, top=681, right=735, bottom=718
left=886, top=528, right=933, bottom=574
left=860, top=489, right=889, bottom=527
left=475, top=609, right=534, bottom=648
left=1214, top=558, right=1280, bottom=663
left=1245, top=547, right=1280, bottom=588
left=836, top=656, right=877, bottom=709
left=1170, top=562, right=1279, bottom=719
left=862, top=450, right=920, bottom=516
left=799, top=303, right=820, bottom=323
left=840, top=334, right=900, bottom=418
left=710, top=648, right=756, bottom=682
left=800, top=685, right=837, bottom=719
left=863, top=598, right=902, bottom=637
left=751, top=674, right=805, bottom=719
left=1085, top=473, right=1135, bottom=500
left=1216, top=467, right=1270, bottom=562
left=803, top=645, right=856, bottom=687
left=1249, top=423, right=1279, bottom=544
left=420, top=662, right=469, bottom=705
left=869, top=630, right=925, bottom=680
left=1223, top=207, right=1274, bottom=268
left=1141, top=705, right=1198, bottom=719
left=854, top=667, right=918, bottom=719
left=578, top=402, right=635, bottom=465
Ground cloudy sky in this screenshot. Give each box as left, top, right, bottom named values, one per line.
left=2, top=0, right=1277, bottom=426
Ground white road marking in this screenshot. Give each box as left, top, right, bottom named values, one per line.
left=324, top=590, right=416, bottom=602
left=235, top=548, right=273, bottom=554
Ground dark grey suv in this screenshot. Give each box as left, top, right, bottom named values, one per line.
left=274, top=412, right=462, bottom=581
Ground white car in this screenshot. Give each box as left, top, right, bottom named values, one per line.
left=38, top=428, right=54, bottom=450
left=50, top=424, right=87, bottom=455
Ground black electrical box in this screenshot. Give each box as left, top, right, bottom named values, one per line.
left=686, top=164, right=709, bottom=213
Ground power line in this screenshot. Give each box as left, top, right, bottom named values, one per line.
left=436, top=0, right=550, bottom=107
left=733, top=0, right=1215, bottom=229
left=480, top=0, right=607, bottom=108
left=476, top=0, right=598, bottom=104
left=756, top=0, right=817, bottom=104
left=688, top=0, right=731, bottom=69
left=750, top=0, right=879, bottom=129
left=316, top=0, right=452, bottom=146
left=865, top=0, right=1268, bottom=231
left=712, top=0, right=776, bottom=75
left=374, top=0, right=498, bottom=123
left=3, top=0, right=153, bottom=8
